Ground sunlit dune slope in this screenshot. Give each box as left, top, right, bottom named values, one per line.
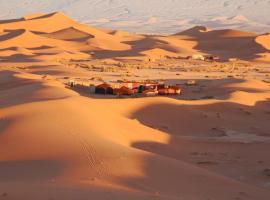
left=0, top=71, right=270, bottom=199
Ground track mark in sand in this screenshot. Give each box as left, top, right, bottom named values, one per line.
left=54, top=121, right=108, bottom=179
left=80, top=140, right=96, bottom=168
left=79, top=139, right=107, bottom=178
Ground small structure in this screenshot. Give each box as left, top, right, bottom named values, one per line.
left=113, top=86, right=134, bottom=96
left=229, top=58, right=238, bottom=62
left=186, top=80, right=197, bottom=86
left=143, top=89, right=158, bottom=96
left=205, top=55, right=220, bottom=62
left=139, top=84, right=157, bottom=94
left=191, top=54, right=205, bottom=61
left=95, top=83, right=114, bottom=94
left=120, top=82, right=140, bottom=90
left=68, top=80, right=76, bottom=87
left=158, top=85, right=181, bottom=95
left=171, top=85, right=181, bottom=95
left=146, top=57, right=156, bottom=62
left=142, top=85, right=158, bottom=96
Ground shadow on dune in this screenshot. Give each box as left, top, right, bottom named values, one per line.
left=26, top=45, right=55, bottom=50
left=176, top=28, right=270, bottom=61
left=0, top=71, right=39, bottom=91
left=88, top=36, right=167, bottom=59
left=129, top=99, right=270, bottom=137
left=27, top=65, right=59, bottom=69
left=0, top=70, right=70, bottom=108
left=84, top=27, right=270, bottom=61
left=165, top=78, right=267, bottom=100
left=195, top=37, right=268, bottom=61
left=67, top=85, right=118, bottom=99
left=33, top=52, right=60, bottom=56
left=0, top=54, right=40, bottom=62
left=35, top=27, right=94, bottom=42
left=0, top=160, right=63, bottom=181
left=121, top=99, right=270, bottom=199
left=0, top=29, right=26, bottom=41
left=0, top=18, right=23, bottom=24
left=0, top=47, right=17, bottom=51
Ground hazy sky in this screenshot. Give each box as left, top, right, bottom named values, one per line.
left=0, top=0, right=270, bottom=33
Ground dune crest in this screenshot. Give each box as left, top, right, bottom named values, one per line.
left=256, top=33, right=270, bottom=50
left=0, top=13, right=269, bottom=62
left=23, top=13, right=47, bottom=20
left=0, top=12, right=76, bottom=33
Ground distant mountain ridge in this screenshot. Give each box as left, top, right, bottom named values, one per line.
left=0, top=0, right=269, bottom=34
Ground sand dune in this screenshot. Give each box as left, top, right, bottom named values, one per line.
left=0, top=12, right=76, bottom=33
left=174, top=26, right=269, bottom=61
left=176, top=26, right=256, bottom=38
left=0, top=29, right=86, bottom=50
left=39, top=27, right=94, bottom=42
left=256, top=33, right=270, bottom=50
left=0, top=28, right=90, bottom=62
left=0, top=47, right=33, bottom=57
left=140, top=48, right=178, bottom=59
left=23, top=13, right=48, bottom=20
left=0, top=12, right=270, bottom=200
left=0, top=71, right=270, bottom=199
left=87, top=37, right=130, bottom=51
left=0, top=13, right=269, bottom=62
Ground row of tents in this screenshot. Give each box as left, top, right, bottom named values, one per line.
left=93, top=82, right=181, bottom=96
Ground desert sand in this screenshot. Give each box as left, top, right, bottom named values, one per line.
left=0, top=13, right=270, bottom=200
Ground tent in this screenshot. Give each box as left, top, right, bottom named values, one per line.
left=113, top=86, right=134, bottom=95
left=158, top=86, right=181, bottom=95
left=95, top=83, right=114, bottom=94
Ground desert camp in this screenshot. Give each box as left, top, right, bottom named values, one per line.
left=0, top=1, right=270, bottom=200
left=69, top=80, right=182, bottom=97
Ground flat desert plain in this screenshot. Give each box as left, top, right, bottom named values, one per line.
left=0, top=12, right=270, bottom=200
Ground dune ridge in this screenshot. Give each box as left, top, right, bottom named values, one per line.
left=0, top=12, right=269, bottom=62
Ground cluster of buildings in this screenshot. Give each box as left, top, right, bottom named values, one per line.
left=187, top=54, right=220, bottom=61
left=70, top=80, right=181, bottom=96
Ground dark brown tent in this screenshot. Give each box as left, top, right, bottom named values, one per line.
left=95, top=83, right=114, bottom=94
